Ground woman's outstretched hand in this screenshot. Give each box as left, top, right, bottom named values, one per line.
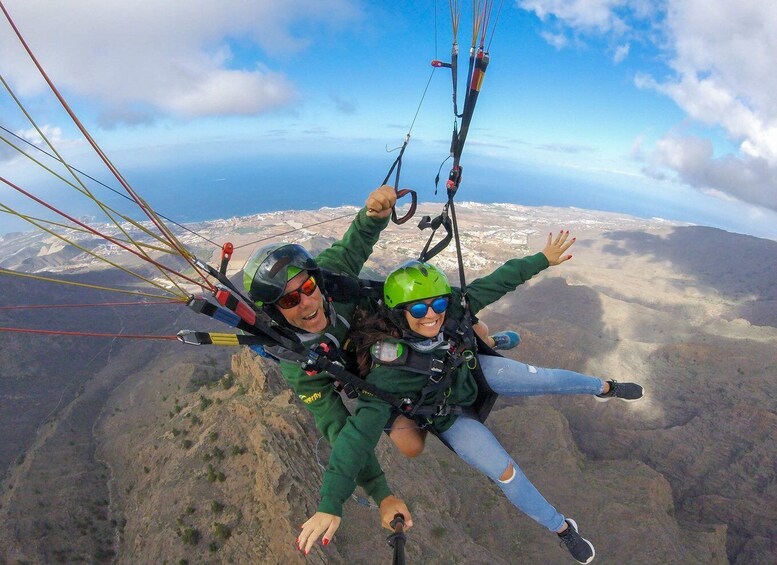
left=542, top=230, right=576, bottom=266
left=298, top=512, right=341, bottom=555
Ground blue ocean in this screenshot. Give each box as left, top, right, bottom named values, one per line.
left=120, top=154, right=702, bottom=225
left=1, top=152, right=770, bottom=239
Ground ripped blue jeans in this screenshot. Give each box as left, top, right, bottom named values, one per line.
left=438, top=355, right=606, bottom=531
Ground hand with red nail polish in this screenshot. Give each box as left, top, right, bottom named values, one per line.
left=542, top=229, right=576, bottom=266
left=298, top=512, right=340, bottom=555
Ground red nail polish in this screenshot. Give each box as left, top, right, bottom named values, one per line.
left=323, top=538, right=329, bottom=546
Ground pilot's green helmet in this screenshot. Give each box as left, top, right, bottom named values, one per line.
left=242, top=243, right=319, bottom=306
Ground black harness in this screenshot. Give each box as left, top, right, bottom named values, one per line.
left=193, top=266, right=499, bottom=425
left=370, top=312, right=499, bottom=425
left=320, top=269, right=385, bottom=303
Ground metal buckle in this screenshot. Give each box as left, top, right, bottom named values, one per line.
left=176, top=330, right=203, bottom=346
left=429, top=358, right=446, bottom=383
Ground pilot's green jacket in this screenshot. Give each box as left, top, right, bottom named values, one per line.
left=272, top=207, right=392, bottom=506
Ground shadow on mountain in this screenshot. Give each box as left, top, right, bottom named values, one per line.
left=602, top=226, right=777, bottom=328
left=561, top=329, right=777, bottom=564
left=481, top=276, right=616, bottom=373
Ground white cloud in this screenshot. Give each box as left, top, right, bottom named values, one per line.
left=661, top=2, right=777, bottom=159
left=541, top=31, right=568, bottom=50
left=0, top=125, right=64, bottom=163
left=518, top=0, right=628, bottom=33
left=0, top=0, right=361, bottom=125
left=646, top=135, right=777, bottom=211
left=164, top=68, right=297, bottom=118
left=519, top=0, right=777, bottom=213
left=19, top=125, right=63, bottom=147
left=613, top=42, right=629, bottom=63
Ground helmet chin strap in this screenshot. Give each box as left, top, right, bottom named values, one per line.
left=322, top=300, right=336, bottom=326
left=264, top=303, right=294, bottom=330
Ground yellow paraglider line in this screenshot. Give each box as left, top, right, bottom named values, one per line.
left=0, top=268, right=189, bottom=301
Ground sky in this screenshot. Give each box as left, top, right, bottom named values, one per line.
left=1, top=0, right=777, bottom=240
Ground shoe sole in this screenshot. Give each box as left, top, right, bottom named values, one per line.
left=565, top=519, right=596, bottom=564
left=492, top=342, right=520, bottom=351
left=595, top=387, right=645, bottom=403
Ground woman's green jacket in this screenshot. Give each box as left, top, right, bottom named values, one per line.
left=318, top=251, right=550, bottom=516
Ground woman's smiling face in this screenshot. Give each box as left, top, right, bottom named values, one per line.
left=403, top=297, right=447, bottom=338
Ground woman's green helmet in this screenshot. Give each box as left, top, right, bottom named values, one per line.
left=242, top=243, right=319, bottom=306
left=383, top=260, right=451, bottom=309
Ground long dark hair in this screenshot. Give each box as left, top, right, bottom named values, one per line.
left=349, top=305, right=401, bottom=378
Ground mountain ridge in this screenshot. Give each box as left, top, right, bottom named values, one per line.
left=1, top=202, right=775, bottom=564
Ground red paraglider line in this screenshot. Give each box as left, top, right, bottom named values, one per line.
left=0, top=327, right=179, bottom=340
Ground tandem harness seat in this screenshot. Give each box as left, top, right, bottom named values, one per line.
left=368, top=310, right=499, bottom=426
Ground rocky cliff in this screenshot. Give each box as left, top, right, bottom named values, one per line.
left=89, top=348, right=726, bottom=564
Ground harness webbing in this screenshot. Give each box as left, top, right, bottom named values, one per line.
left=181, top=281, right=413, bottom=410
left=382, top=135, right=417, bottom=225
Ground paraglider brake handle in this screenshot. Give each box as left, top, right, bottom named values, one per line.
left=391, top=188, right=417, bottom=225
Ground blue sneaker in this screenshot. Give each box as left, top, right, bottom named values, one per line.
left=490, top=331, right=520, bottom=351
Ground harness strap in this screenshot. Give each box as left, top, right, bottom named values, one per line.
left=417, top=209, right=453, bottom=262
left=405, top=352, right=466, bottom=418
left=321, top=270, right=384, bottom=303
left=469, top=332, right=499, bottom=423
left=408, top=403, right=478, bottom=419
